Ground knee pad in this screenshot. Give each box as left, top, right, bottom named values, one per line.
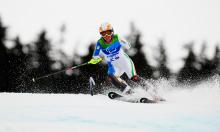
left=108, top=75, right=127, bottom=91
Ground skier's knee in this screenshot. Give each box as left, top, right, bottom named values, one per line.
left=131, top=75, right=147, bottom=88
left=131, top=75, right=140, bottom=82
left=108, top=75, right=127, bottom=91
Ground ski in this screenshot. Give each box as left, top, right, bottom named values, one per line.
left=108, top=92, right=157, bottom=103
left=139, top=97, right=157, bottom=103
left=108, top=92, right=123, bottom=99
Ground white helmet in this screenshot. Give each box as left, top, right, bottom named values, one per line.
left=99, top=22, right=114, bottom=33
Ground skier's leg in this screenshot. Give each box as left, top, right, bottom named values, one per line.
left=107, top=75, right=130, bottom=93
left=120, top=57, right=148, bottom=89
left=107, top=62, right=131, bottom=94
left=120, top=56, right=148, bottom=89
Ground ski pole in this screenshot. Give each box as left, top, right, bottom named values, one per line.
left=32, top=62, right=89, bottom=82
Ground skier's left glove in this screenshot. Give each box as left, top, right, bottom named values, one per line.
left=88, top=57, right=103, bottom=64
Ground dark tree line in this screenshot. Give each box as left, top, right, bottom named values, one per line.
left=0, top=17, right=219, bottom=93
left=177, top=42, right=220, bottom=84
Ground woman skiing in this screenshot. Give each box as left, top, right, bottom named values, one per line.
left=88, top=22, right=144, bottom=94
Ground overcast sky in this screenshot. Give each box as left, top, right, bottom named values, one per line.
left=0, top=0, right=220, bottom=72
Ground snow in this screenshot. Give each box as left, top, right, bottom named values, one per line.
left=0, top=77, right=220, bottom=132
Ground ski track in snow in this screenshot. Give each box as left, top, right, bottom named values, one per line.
left=0, top=77, right=220, bottom=132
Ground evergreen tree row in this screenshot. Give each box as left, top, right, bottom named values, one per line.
left=0, top=17, right=219, bottom=93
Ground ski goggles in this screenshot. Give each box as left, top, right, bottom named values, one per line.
left=100, top=30, right=113, bottom=37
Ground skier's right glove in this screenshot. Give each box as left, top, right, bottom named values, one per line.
left=88, top=57, right=103, bottom=64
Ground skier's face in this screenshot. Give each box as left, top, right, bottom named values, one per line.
left=101, top=30, right=113, bottom=43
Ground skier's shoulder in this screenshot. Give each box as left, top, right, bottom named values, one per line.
left=113, top=34, right=127, bottom=41
left=113, top=34, right=119, bottom=40
left=96, top=38, right=104, bottom=48
left=112, top=34, right=128, bottom=44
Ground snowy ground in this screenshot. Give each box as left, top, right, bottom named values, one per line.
left=1, top=77, right=220, bottom=132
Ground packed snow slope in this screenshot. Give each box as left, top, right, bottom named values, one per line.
left=0, top=77, right=220, bottom=132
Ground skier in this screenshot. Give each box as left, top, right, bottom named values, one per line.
left=88, top=22, right=145, bottom=94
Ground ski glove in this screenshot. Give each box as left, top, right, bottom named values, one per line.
left=88, top=57, right=103, bottom=64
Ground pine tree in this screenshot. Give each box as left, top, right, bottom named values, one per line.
left=8, top=36, right=28, bottom=91
left=198, top=42, right=216, bottom=79
left=212, top=45, right=220, bottom=74
left=0, top=18, right=9, bottom=91
left=31, top=30, right=55, bottom=92
left=177, top=43, right=200, bottom=83
left=126, top=23, right=153, bottom=79
left=35, top=30, right=54, bottom=73
left=155, top=40, right=171, bottom=79
left=132, top=33, right=153, bottom=79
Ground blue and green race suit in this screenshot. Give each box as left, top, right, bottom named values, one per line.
left=93, top=34, right=136, bottom=78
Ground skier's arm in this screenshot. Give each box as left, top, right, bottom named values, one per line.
left=88, top=42, right=103, bottom=64
left=119, top=38, right=131, bottom=50
left=88, top=57, right=102, bottom=64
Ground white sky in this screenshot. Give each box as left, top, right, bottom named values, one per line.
left=0, top=0, right=220, bottom=72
